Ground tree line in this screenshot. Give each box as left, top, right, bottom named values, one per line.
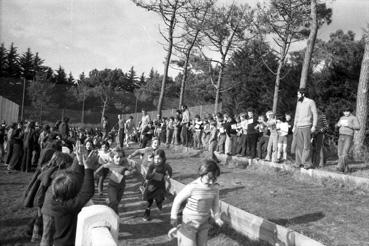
left=0, top=0, right=368, bottom=155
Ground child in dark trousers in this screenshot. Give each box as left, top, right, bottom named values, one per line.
left=143, top=149, right=172, bottom=221
left=98, top=148, right=134, bottom=214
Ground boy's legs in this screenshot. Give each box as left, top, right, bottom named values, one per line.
left=107, top=184, right=119, bottom=213
left=97, top=169, right=108, bottom=195
left=337, top=134, right=353, bottom=171
left=282, top=137, right=288, bottom=160
left=247, top=133, right=258, bottom=158
left=197, top=226, right=210, bottom=246
left=271, top=133, right=278, bottom=162
left=225, top=135, right=232, bottom=155
left=265, top=136, right=273, bottom=161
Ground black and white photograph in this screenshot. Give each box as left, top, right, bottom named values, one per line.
left=0, top=0, right=368, bottom=245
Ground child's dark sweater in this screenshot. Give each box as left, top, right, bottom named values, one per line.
left=41, top=165, right=94, bottom=246
left=143, top=163, right=172, bottom=201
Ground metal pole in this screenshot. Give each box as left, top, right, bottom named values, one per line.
left=134, top=96, right=138, bottom=125
left=81, top=90, right=85, bottom=124
left=21, top=77, right=26, bottom=121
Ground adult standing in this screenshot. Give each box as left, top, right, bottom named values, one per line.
left=117, top=114, right=125, bottom=148
left=21, top=121, right=38, bottom=172
left=5, top=123, right=17, bottom=165
left=246, top=108, right=258, bottom=159
left=180, top=105, right=190, bottom=147
left=7, top=128, right=24, bottom=171
left=124, top=116, right=135, bottom=147
left=58, top=117, right=70, bottom=140
left=140, top=110, right=151, bottom=132
left=102, top=115, right=110, bottom=139
left=292, top=88, right=318, bottom=169
left=335, top=107, right=360, bottom=172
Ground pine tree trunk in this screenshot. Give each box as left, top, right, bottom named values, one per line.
left=299, top=0, right=318, bottom=89
left=353, top=34, right=369, bottom=159
left=214, top=56, right=226, bottom=114
left=101, top=98, right=107, bottom=123
left=157, top=4, right=177, bottom=118
left=272, top=61, right=283, bottom=114
left=178, top=54, right=189, bottom=109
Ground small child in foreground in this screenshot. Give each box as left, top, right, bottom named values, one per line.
left=170, top=159, right=223, bottom=246
left=143, top=149, right=172, bottom=221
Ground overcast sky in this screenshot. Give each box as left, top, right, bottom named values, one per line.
left=1, top=0, right=368, bottom=78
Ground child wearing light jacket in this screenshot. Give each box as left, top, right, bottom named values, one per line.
left=170, top=159, right=223, bottom=246
left=335, top=107, right=360, bottom=172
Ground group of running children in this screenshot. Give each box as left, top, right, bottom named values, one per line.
left=22, top=129, right=223, bottom=246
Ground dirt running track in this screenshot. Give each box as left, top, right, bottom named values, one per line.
left=0, top=145, right=265, bottom=246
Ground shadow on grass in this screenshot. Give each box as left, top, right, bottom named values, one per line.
left=119, top=219, right=172, bottom=240
left=269, top=212, right=325, bottom=227
left=209, top=220, right=271, bottom=246
left=219, top=186, right=246, bottom=197
left=174, top=173, right=198, bottom=181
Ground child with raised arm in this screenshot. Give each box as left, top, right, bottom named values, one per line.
left=170, top=159, right=223, bottom=246
left=41, top=141, right=98, bottom=246
left=98, top=148, right=135, bottom=214
left=142, top=149, right=172, bottom=221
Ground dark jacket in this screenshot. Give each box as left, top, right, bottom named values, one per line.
left=42, top=166, right=94, bottom=246
left=247, top=116, right=258, bottom=135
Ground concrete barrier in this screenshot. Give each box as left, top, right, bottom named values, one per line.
left=75, top=204, right=119, bottom=246
left=168, top=178, right=325, bottom=246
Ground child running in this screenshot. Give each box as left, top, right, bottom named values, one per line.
left=96, top=148, right=134, bottom=214
left=143, top=149, right=172, bottom=221
left=170, top=159, right=223, bottom=246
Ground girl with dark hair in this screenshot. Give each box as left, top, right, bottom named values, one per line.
left=142, top=149, right=172, bottom=221
left=96, top=141, right=111, bottom=195
left=170, top=159, right=223, bottom=245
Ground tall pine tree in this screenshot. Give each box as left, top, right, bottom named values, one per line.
left=6, top=43, right=20, bottom=78
left=0, top=43, right=7, bottom=77
left=55, top=66, right=67, bottom=84
left=19, top=48, right=35, bottom=80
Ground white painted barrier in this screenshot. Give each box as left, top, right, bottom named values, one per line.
left=75, top=204, right=119, bottom=246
